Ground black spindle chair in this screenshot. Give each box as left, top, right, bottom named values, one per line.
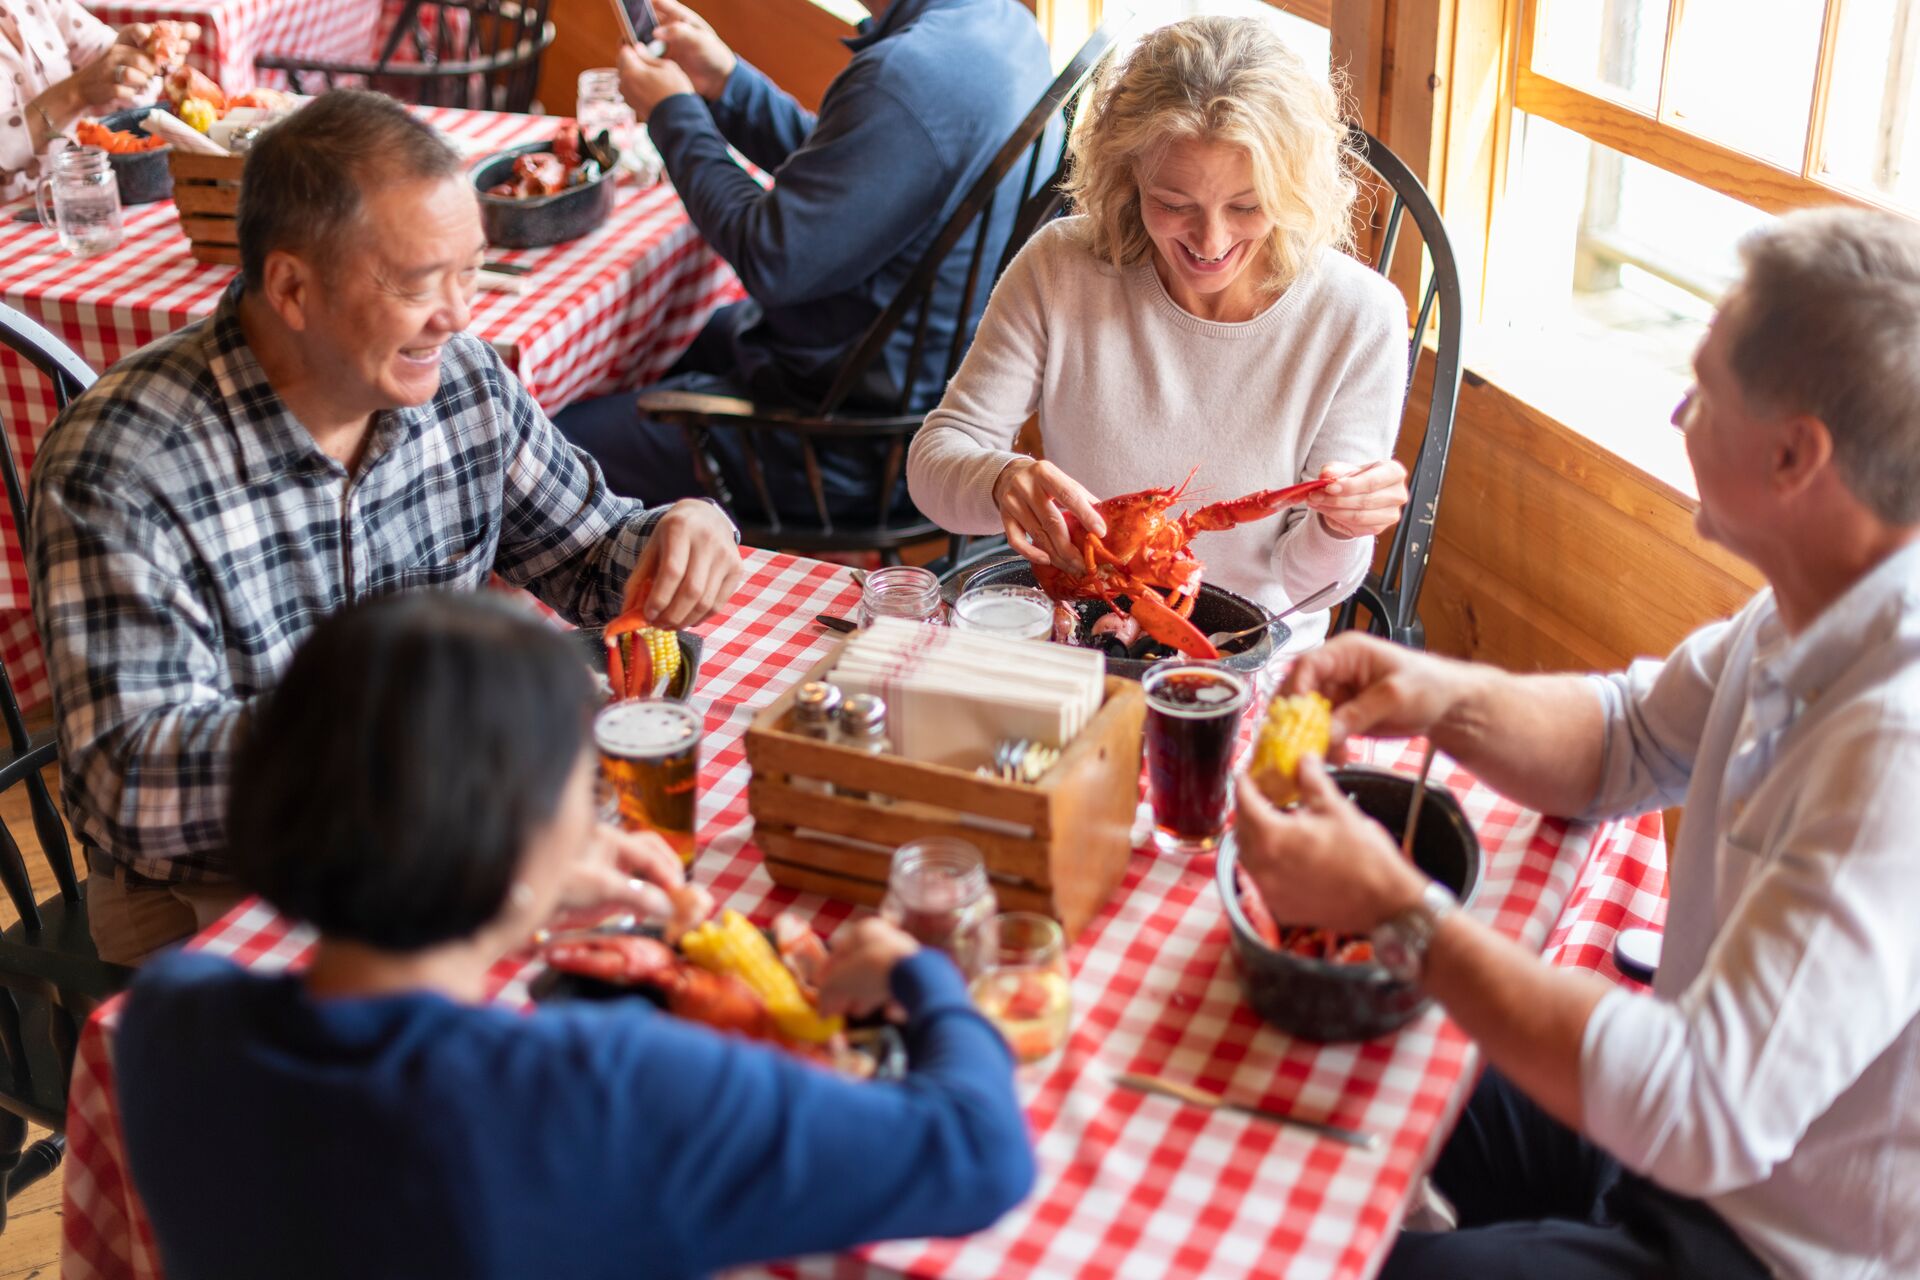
left=1329, top=127, right=1466, bottom=649
left=0, top=304, right=134, bottom=1229
left=633, top=19, right=1127, bottom=564
left=256, top=0, right=555, bottom=114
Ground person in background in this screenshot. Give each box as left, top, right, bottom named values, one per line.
left=0, top=7, right=196, bottom=201
left=553, top=0, right=1052, bottom=527
left=116, top=592, right=1035, bottom=1279
left=29, top=90, right=744, bottom=967
left=907, top=17, right=1410, bottom=653
left=1237, top=207, right=1920, bottom=1278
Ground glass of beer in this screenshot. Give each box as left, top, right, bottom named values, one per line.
left=1143, top=660, right=1252, bottom=855
left=594, top=698, right=703, bottom=866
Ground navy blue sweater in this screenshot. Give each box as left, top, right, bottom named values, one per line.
left=648, top=0, right=1053, bottom=413
left=117, top=949, right=1034, bottom=1279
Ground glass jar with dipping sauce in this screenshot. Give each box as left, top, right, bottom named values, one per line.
left=857, top=565, right=943, bottom=627
left=953, top=584, right=1054, bottom=641
left=594, top=698, right=703, bottom=865
left=879, top=837, right=997, bottom=973
left=969, top=911, right=1071, bottom=1063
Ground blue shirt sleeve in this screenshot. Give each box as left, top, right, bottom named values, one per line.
left=574, top=949, right=1035, bottom=1274
left=703, top=58, right=818, bottom=171
left=647, top=69, right=956, bottom=310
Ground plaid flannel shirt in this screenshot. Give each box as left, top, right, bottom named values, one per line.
left=29, top=285, right=666, bottom=885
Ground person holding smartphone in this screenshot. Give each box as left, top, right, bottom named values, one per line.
left=553, top=0, right=1052, bottom=529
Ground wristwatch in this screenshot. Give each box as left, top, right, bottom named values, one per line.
left=1370, top=880, right=1460, bottom=983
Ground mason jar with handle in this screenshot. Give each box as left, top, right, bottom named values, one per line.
left=36, top=147, right=124, bottom=259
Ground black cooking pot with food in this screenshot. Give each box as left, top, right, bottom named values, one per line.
left=1217, top=765, right=1482, bottom=1042
left=98, top=107, right=173, bottom=204
left=938, top=553, right=1282, bottom=681
left=472, top=139, right=616, bottom=249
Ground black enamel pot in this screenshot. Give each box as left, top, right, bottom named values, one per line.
left=472, top=140, right=616, bottom=249
left=938, top=553, right=1283, bottom=680
left=98, top=107, right=173, bottom=205
left=1217, top=765, right=1481, bottom=1042
left=574, top=626, right=702, bottom=701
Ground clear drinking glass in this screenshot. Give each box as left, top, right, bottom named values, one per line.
left=969, top=912, right=1071, bottom=1064
left=953, top=584, right=1054, bottom=641
left=1142, top=659, right=1252, bottom=855
left=879, top=837, right=997, bottom=973
left=36, top=147, right=123, bottom=259
left=857, top=565, right=943, bottom=627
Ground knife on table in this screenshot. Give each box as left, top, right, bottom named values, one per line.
left=1112, top=1071, right=1380, bottom=1151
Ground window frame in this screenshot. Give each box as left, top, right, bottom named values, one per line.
left=1513, top=0, right=1900, bottom=216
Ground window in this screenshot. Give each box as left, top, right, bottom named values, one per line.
left=1476, top=0, right=1919, bottom=475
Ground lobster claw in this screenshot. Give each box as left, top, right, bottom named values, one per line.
left=1126, top=588, right=1219, bottom=659
left=1183, top=477, right=1336, bottom=533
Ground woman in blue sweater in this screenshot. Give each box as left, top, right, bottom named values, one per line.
left=116, top=592, right=1034, bottom=1279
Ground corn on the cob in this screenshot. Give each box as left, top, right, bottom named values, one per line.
left=642, top=628, right=681, bottom=691
left=680, top=909, right=842, bottom=1043
left=1249, top=692, right=1332, bottom=808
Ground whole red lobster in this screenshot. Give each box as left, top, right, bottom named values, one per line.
left=1030, top=469, right=1332, bottom=659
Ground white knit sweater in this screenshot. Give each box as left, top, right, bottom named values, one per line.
left=907, top=218, right=1409, bottom=651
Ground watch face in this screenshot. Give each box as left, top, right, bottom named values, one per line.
left=1372, top=926, right=1418, bottom=982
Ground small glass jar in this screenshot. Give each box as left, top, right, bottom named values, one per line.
left=857, top=565, right=943, bottom=628
left=36, top=147, right=123, bottom=259
left=576, top=68, right=636, bottom=158
left=953, top=584, right=1054, bottom=641
left=968, top=912, right=1071, bottom=1063
left=880, top=837, right=997, bottom=972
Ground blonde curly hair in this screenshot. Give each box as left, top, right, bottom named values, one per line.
left=1062, top=17, right=1358, bottom=294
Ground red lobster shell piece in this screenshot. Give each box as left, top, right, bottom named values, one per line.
left=1030, top=469, right=1335, bottom=659
left=140, top=20, right=195, bottom=74
left=542, top=933, right=778, bottom=1040
left=544, top=933, right=679, bottom=985
left=602, top=606, right=654, bottom=700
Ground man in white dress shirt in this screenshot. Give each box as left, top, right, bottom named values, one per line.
left=1235, top=205, right=1920, bottom=1280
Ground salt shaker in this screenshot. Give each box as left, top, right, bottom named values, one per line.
left=791, top=680, right=842, bottom=794
left=835, top=693, right=891, bottom=802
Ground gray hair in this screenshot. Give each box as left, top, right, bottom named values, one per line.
left=1728, top=207, right=1920, bottom=524
left=237, top=89, right=463, bottom=289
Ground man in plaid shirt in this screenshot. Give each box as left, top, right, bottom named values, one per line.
left=28, top=91, right=745, bottom=965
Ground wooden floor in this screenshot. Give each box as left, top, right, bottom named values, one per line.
left=0, top=751, right=73, bottom=1279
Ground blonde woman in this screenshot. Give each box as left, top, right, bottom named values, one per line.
left=906, top=17, right=1410, bottom=651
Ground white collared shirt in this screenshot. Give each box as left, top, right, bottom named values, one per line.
left=1580, top=540, right=1920, bottom=1280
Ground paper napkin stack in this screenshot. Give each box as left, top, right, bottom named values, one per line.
left=828, top=618, right=1106, bottom=769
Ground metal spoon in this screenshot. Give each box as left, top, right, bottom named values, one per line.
left=1206, top=581, right=1345, bottom=650
left=1400, top=740, right=1440, bottom=860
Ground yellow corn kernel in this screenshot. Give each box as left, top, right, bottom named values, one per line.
left=1249, top=692, right=1332, bottom=809
left=178, top=97, right=217, bottom=134
left=644, top=627, right=681, bottom=691
left=681, top=910, right=842, bottom=1043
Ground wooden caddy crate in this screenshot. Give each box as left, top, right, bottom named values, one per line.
left=746, top=648, right=1147, bottom=939
left=167, top=151, right=245, bottom=266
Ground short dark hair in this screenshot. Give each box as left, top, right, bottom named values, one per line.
left=229, top=592, right=596, bottom=952
left=237, top=88, right=463, bottom=289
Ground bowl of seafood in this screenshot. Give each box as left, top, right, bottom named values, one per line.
left=472, top=121, right=617, bottom=249
left=530, top=910, right=906, bottom=1080
left=942, top=554, right=1282, bottom=680
left=87, top=107, right=174, bottom=204
left=1217, top=765, right=1480, bottom=1042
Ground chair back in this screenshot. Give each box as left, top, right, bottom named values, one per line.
left=258, top=0, right=556, bottom=113
left=0, top=303, right=93, bottom=926
left=1330, top=127, right=1466, bottom=649
left=817, top=17, right=1124, bottom=420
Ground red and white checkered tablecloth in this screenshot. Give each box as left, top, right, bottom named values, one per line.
left=59, top=549, right=1670, bottom=1280
left=0, top=104, right=744, bottom=711
left=82, top=0, right=381, bottom=93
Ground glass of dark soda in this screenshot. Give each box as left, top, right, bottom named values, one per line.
left=1143, top=660, right=1252, bottom=855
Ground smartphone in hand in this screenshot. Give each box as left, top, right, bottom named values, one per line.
left=609, top=0, right=658, bottom=44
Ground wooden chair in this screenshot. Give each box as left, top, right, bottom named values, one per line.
left=0, top=304, right=134, bottom=1228
left=256, top=0, right=556, bottom=114
left=633, top=19, right=1127, bottom=564
left=1330, top=127, right=1466, bottom=649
